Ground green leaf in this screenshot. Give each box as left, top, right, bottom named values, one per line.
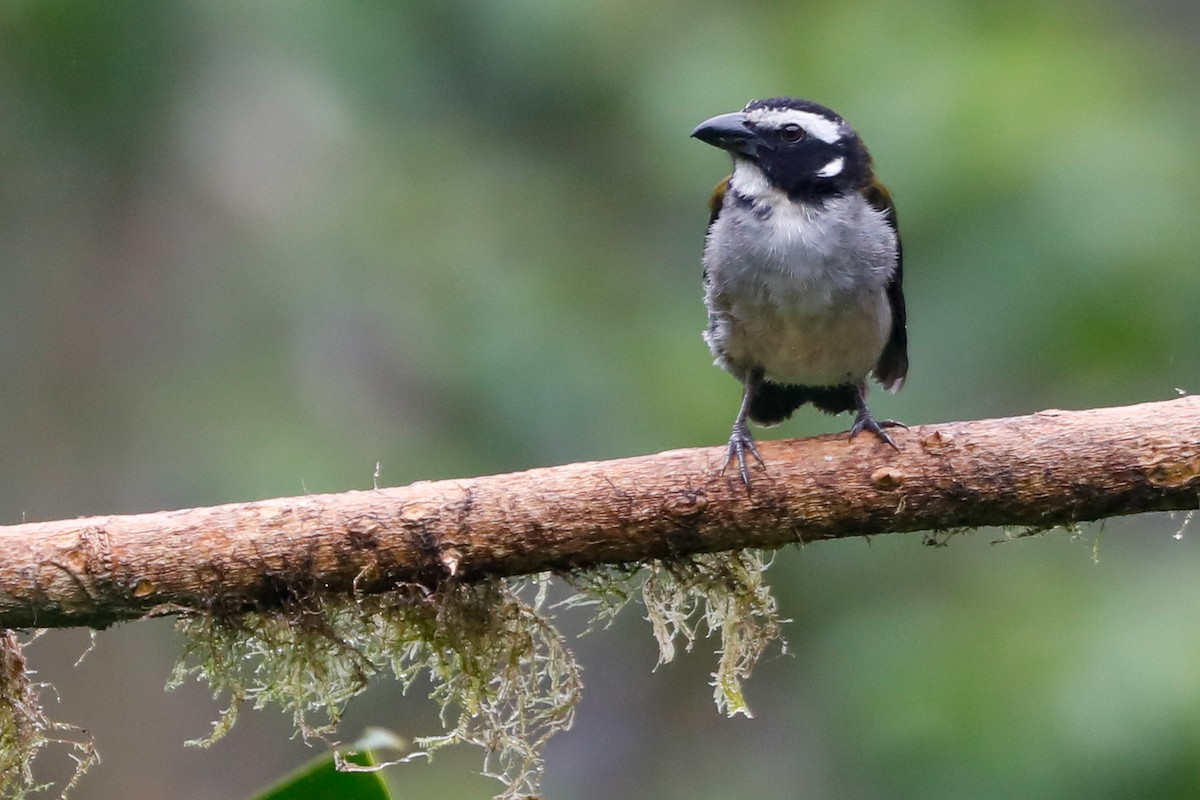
left=249, top=746, right=392, bottom=800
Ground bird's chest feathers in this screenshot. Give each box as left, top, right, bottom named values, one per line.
left=703, top=177, right=897, bottom=384
left=708, top=189, right=893, bottom=308
left=747, top=204, right=849, bottom=299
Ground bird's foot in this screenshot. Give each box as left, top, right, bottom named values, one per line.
left=849, top=413, right=907, bottom=450
left=722, top=421, right=765, bottom=486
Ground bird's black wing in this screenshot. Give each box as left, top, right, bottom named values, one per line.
left=862, top=178, right=908, bottom=391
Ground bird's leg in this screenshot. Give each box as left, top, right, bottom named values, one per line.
left=723, top=367, right=766, bottom=485
left=848, top=382, right=905, bottom=449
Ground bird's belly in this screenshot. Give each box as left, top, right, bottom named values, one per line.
left=708, top=289, right=891, bottom=386
left=702, top=190, right=899, bottom=387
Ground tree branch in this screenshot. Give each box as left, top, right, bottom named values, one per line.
left=2, top=397, right=1197, bottom=629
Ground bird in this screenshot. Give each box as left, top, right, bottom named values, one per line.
left=691, top=97, right=908, bottom=485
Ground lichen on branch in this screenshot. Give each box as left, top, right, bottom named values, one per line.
left=165, top=552, right=786, bottom=800
left=1, top=398, right=1197, bottom=795
left=0, top=631, right=96, bottom=800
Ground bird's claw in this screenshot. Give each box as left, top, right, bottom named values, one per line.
left=722, top=423, right=765, bottom=486
left=849, top=413, right=906, bottom=450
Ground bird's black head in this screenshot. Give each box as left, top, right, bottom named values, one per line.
left=692, top=97, right=874, bottom=200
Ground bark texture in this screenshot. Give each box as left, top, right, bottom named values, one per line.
left=1, top=397, right=1197, bottom=629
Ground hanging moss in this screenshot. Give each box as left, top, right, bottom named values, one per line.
left=0, top=631, right=97, bottom=799
left=1, top=550, right=785, bottom=800
left=169, top=551, right=786, bottom=799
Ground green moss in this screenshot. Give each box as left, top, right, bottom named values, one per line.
left=169, top=577, right=581, bottom=799
left=0, top=631, right=97, bottom=799
left=168, top=552, right=786, bottom=799
left=639, top=551, right=787, bottom=718
left=0, top=550, right=785, bottom=799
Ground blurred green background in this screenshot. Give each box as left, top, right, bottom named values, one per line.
left=2, top=1, right=1199, bottom=798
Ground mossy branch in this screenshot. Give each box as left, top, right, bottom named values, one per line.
left=2, top=397, right=1198, bottom=799
left=1, top=397, right=1198, bottom=630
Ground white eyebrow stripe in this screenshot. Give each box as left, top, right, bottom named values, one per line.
left=746, top=108, right=844, bottom=143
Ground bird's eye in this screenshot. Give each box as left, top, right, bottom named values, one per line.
left=779, top=124, right=806, bottom=143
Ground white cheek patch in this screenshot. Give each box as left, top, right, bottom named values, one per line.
left=745, top=107, right=844, bottom=143
left=816, top=157, right=844, bottom=178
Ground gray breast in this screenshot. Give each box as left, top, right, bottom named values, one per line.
left=703, top=190, right=897, bottom=386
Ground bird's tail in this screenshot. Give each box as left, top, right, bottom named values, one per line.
left=749, top=381, right=856, bottom=426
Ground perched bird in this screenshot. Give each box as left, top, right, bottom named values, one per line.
left=692, top=97, right=908, bottom=484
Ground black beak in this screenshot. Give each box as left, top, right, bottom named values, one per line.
left=691, top=111, right=760, bottom=157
